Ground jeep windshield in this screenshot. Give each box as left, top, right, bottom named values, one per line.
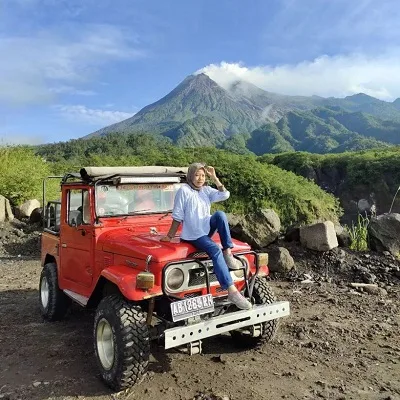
left=95, top=182, right=182, bottom=217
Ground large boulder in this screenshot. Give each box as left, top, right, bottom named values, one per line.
left=335, top=224, right=352, bottom=248
left=0, top=195, right=14, bottom=222
left=228, top=209, right=281, bottom=249
left=30, top=207, right=43, bottom=224
left=368, top=213, right=400, bottom=255
left=267, top=246, right=295, bottom=273
left=300, top=221, right=338, bottom=251
left=284, top=225, right=300, bottom=242
left=17, top=199, right=41, bottom=218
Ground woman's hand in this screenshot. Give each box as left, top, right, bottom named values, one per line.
left=160, top=236, right=171, bottom=242
left=205, top=166, right=217, bottom=180
left=206, top=165, right=224, bottom=190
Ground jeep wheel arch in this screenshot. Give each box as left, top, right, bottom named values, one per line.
left=43, top=254, right=56, bottom=268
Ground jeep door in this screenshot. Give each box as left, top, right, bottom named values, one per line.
left=60, top=189, right=93, bottom=287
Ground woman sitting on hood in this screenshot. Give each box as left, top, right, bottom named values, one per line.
left=161, top=163, right=252, bottom=310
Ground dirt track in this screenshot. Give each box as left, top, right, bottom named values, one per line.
left=0, top=256, right=399, bottom=400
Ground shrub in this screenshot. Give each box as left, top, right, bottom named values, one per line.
left=346, top=214, right=369, bottom=251
left=0, top=146, right=51, bottom=206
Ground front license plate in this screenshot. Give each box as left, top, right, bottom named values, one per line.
left=171, top=294, right=214, bottom=322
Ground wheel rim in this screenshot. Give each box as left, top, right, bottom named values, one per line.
left=96, top=318, right=115, bottom=370
left=40, top=276, right=49, bottom=310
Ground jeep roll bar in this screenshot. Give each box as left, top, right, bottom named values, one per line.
left=42, top=175, right=63, bottom=229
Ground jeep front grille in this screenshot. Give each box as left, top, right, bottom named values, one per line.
left=188, top=251, right=208, bottom=259
left=188, top=270, right=218, bottom=286
left=184, top=291, right=202, bottom=298
left=163, top=258, right=245, bottom=294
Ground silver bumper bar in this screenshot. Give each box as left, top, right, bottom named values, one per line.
left=164, top=301, right=290, bottom=349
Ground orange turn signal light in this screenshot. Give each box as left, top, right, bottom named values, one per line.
left=136, top=272, right=155, bottom=290
left=256, top=252, right=269, bottom=266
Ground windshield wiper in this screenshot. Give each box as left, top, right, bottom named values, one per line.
left=128, top=209, right=152, bottom=214
left=117, top=209, right=152, bottom=223
left=159, top=210, right=173, bottom=220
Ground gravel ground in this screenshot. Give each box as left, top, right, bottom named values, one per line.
left=0, top=220, right=399, bottom=400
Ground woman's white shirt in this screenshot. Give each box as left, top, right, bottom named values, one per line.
left=172, top=184, right=230, bottom=240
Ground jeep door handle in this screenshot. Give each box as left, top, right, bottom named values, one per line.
left=61, top=243, right=67, bottom=248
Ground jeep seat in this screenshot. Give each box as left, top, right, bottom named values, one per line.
left=69, top=210, right=82, bottom=225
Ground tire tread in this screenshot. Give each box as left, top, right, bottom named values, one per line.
left=94, top=295, right=150, bottom=391
left=230, top=277, right=278, bottom=347
left=39, top=262, right=71, bottom=321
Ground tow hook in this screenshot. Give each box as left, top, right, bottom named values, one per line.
left=250, top=323, right=263, bottom=337
left=239, top=323, right=263, bottom=337
left=178, top=340, right=203, bottom=355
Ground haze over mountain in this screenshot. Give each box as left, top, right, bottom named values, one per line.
left=86, top=73, right=400, bottom=154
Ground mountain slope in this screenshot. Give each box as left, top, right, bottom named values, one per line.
left=246, top=108, right=392, bottom=155
left=311, top=107, right=400, bottom=144
left=88, top=74, right=266, bottom=140
left=227, top=80, right=320, bottom=121
left=164, top=115, right=228, bottom=147
left=85, top=73, right=400, bottom=154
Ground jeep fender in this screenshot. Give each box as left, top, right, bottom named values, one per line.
left=101, top=265, right=163, bottom=301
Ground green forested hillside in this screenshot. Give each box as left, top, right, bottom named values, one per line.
left=6, top=137, right=400, bottom=225
left=259, top=147, right=400, bottom=217
left=246, top=108, right=394, bottom=154
left=1, top=136, right=341, bottom=227
left=260, top=147, right=400, bottom=188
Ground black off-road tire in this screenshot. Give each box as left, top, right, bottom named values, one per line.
left=39, top=262, right=71, bottom=321
left=230, top=277, right=278, bottom=347
left=93, top=295, right=150, bottom=391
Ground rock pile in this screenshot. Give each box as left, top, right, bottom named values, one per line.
left=0, top=219, right=41, bottom=257
left=269, top=241, right=400, bottom=288
left=4, top=223, right=397, bottom=290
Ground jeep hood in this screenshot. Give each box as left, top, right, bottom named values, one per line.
left=98, top=229, right=251, bottom=263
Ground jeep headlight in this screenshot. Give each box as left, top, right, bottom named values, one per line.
left=166, top=267, right=185, bottom=291
left=232, top=256, right=248, bottom=278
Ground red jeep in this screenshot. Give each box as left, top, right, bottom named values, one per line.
left=39, top=166, right=290, bottom=390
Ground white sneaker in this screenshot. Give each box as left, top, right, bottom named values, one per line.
left=228, top=291, right=252, bottom=310
left=223, top=253, right=242, bottom=270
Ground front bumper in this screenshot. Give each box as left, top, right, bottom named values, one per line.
left=164, top=300, right=290, bottom=349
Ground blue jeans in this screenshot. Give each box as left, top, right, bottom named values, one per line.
left=187, top=211, right=234, bottom=290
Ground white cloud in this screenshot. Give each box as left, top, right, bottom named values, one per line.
left=55, top=105, right=134, bottom=125
left=198, top=51, right=400, bottom=101
left=0, top=24, right=144, bottom=105
left=49, top=86, right=96, bottom=96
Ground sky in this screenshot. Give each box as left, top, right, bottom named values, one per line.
left=1, top=0, right=400, bottom=144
